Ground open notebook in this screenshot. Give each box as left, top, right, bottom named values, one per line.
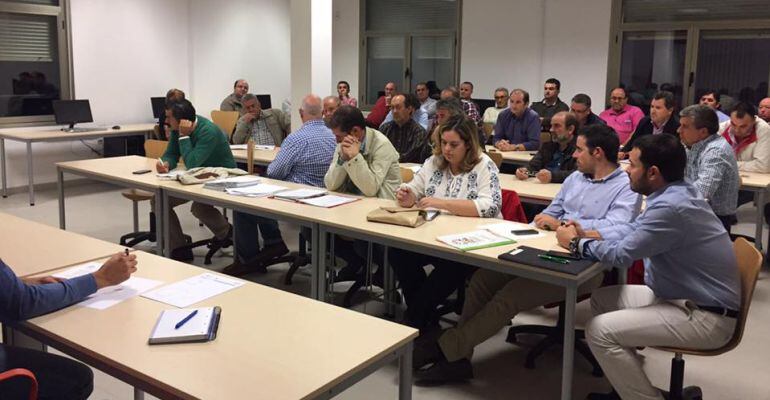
left=148, top=306, right=221, bottom=345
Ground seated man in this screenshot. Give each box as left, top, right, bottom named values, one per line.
left=599, top=87, right=644, bottom=144
left=516, top=111, right=579, bottom=184
left=380, top=93, right=430, bottom=131
left=493, top=89, right=541, bottom=151
left=220, top=79, right=249, bottom=113
left=679, top=104, right=740, bottom=232
left=413, top=124, right=641, bottom=384
left=557, top=134, right=739, bottom=400
left=482, top=87, right=509, bottom=125
left=720, top=102, right=770, bottom=209
left=571, top=93, right=606, bottom=129
left=322, top=95, right=341, bottom=125
left=699, top=89, right=730, bottom=123
left=232, top=93, right=291, bottom=146
left=365, top=81, right=397, bottom=129
left=0, top=252, right=136, bottom=399
left=530, top=78, right=569, bottom=131
left=157, top=88, right=185, bottom=140
left=379, top=93, right=432, bottom=163
left=156, top=99, right=237, bottom=261
left=428, top=86, right=482, bottom=133
left=416, top=82, right=438, bottom=119
left=459, top=81, right=481, bottom=119
left=759, top=97, right=770, bottom=123
left=225, top=95, right=336, bottom=275
left=619, top=91, right=678, bottom=159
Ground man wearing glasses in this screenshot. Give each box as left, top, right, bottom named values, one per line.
left=600, top=87, right=644, bottom=145
left=483, top=87, right=509, bottom=126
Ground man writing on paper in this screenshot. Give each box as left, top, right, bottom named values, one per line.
left=232, top=94, right=291, bottom=146
left=224, top=95, right=336, bottom=276
left=156, top=99, right=236, bottom=261
left=412, top=124, right=641, bottom=385
left=0, top=252, right=137, bottom=399
left=556, top=134, right=739, bottom=400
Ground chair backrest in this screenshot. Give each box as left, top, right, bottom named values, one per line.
left=144, top=139, right=168, bottom=159
left=400, top=167, right=414, bottom=183
left=539, top=131, right=551, bottom=149
left=483, top=123, right=494, bottom=136
left=210, top=110, right=240, bottom=140
left=0, top=368, right=38, bottom=400
left=246, top=139, right=255, bottom=174
left=657, top=237, right=762, bottom=356
left=487, top=150, right=503, bottom=168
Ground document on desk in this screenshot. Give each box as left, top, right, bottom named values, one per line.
left=225, top=183, right=288, bottom=197
left=53, top=262, right=163, bottom=310
left=436, top=230, right=515, bottom=251
left=230, top=144, right=275, bottom=151
left=273, top=188, right=327, bottom=200
left=297, top=194, right=359, bottom=208
left=142, top=273, right=244, bottom=308
left=156, top=170, right=185, bottom=181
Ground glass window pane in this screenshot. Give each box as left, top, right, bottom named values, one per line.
left=619, top=31, right=686, bottom=114
left=410, top=36, right=453, bottom=92
left=365, top=0, right=456, bottom=31
left=623, top=0, right=770, bottom=23
left=366, top=37, right=404, bottom=104
left=694, top=29, right=770, bottom=110
left=0, top=12, right=61, bottom=117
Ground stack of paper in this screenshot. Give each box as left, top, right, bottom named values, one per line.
left=156, top=170, right=185, bottom=181
left=273, top=188, right=327, bottom=200
left=203, top=175, right=261, bottom=191
left=298, top=194, right=359, bottom=208
left=225, top=183, right=288, bottom=197
left=142, top=273, right=244, bottom=308
left=436, top=230, right=515, bottom=251
left=54, top=262, right=163, bottom=310
left=230, top=144, right=276, bottom=151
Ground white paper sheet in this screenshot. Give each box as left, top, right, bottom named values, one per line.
left=156, top=170, right=185, bottom=180
left=225, top=183, right=288, bottom=197
left=273, top=188, right=327, bottom=200
left=53, top=263, right=163, bottom=310
left=141, top=273, right=244, bottom=308
left=479, top=222, right=545, bottom=241
left=299, top=194, right=358, bottom=208
left=230, top=144, right=275, bottom=151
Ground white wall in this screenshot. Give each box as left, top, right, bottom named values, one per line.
left=332, top=0, right=360, bottom=102
left=188, top=0, right=291, bottom=117
left=461, top=0, right=611, bottom=109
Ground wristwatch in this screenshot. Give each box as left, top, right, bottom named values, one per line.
left=569, top=236, right=582, bottom=259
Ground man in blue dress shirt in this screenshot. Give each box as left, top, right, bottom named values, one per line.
left=224, top=94, right=337, bottom=276
left=556, top=134, right=740, bottom=400
left=0, top=252, right=137, bottom=399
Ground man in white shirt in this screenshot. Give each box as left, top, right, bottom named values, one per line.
left=482, top=87, right=509, bottom=125
left=416, top=82, right=438, bottom=119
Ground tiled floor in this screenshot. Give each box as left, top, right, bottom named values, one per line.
left=2, top=181, right=769, bottom=399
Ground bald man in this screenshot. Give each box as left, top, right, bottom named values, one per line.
left=323, top=95, right=341, bottom=125
left=759, top=97, right=770, bottom=123
left=225, top=94, right=337, bottom=276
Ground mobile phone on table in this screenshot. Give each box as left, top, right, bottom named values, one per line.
left=132, top=169, right=152, bottom=175
left=425, top=210, right=440, bottom=221
left=511, top=228, right=539, bottom=236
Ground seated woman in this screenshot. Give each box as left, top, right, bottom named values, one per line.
left=391, top=114, right=502, bottom=333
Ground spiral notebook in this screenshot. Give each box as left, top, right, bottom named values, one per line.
left=148, top=306, right=221, bottom=345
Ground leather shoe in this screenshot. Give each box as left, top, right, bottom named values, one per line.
left=586, top=390, right=620, bottom=400
left=414, top=358, right=473, bottom=385
left=170, top=246, right=194, bottom=262
left=222, top=259, right=267, bottom=276
left=413, top=340, right=444, bottom=370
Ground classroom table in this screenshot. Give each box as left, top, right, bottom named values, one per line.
left=56, top=156, right=170, bottom=255
left=485, top=145, right=535, bottom=166
left=0, top=211, right=128, bottom=277
left=16, top=251, right=417, bottom=400
left=231, top=146, right=280, bottom=167
left=740, top=171, right=770, bottom=250
left=0, top=123, right=155, bottom=205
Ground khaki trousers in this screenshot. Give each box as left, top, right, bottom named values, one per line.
left=152, top=196, right=230, bottom=250
left=586, top=285, right=736, bottom=400
left=438, top=268, right=604, bottom=361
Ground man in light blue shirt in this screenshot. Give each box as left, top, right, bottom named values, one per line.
left=412, top=124, right=640, bottom=385
left=556, top=134, right=739, bottom=400
left=380, top=101, right=430, bottom=131
left=225, top=94, right=336, bottom=276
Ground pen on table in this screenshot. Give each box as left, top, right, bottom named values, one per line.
left=175, top=310, right=198, bottom=329
left=538, top=254, right=570, bottom=264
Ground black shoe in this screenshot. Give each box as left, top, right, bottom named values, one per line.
left=211, top=225, right=233, bottom=248
left=222, top=259, right=267, bottom=276
left=412, top=339, right=444, bottom=370
left=333, top=264, right=362, bottom=283
left=251, top=242, right=289, bottom=264
left=586, top=390, right=620, bottom=400
left=414, top=358, right=473, bottom=385
left=170, top=246, right=194, bottom=262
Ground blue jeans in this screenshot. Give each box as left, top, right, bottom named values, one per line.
left=234, top=212, right=284, bottom=263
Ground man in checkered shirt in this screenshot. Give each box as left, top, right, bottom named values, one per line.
left=224, top=94, right=336, bottom=276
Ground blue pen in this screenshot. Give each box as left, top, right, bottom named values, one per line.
left=175, top=310, right=198, bottom=329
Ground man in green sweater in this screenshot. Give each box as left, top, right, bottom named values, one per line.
left=156, top=99, right=236, bottom=261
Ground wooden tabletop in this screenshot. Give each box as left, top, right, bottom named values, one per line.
left=25, top=251, right=417, bottom=400
left=0, top=212, right=127, bottom=277
left=485, top=146, right=535, bottom=164
left=0, top=123, right=155, bottom=142
left=740, top=171, right=770, bottom=189
left=499, top=173, right=561, bottom=201
left=231, top=147, right=280, bottom=166
left=57, top=156, right=170, bottom=191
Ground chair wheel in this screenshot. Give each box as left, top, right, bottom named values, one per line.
left=683, top=386, right=702, bottom=400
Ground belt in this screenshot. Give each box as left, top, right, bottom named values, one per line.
left=698, top=305, right=739, bottom=319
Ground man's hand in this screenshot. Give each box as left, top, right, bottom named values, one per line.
left=617, top=151, right=626, bottom=160
left=385, top=95, right=393, bottom=108
left=396, top=186, right=417, bottom=208
left=156, top=160, right=169, bottom=173
left=92, top=253, right=137, bottom=289
left=340, top=135, right=361, bottom=161
left=563, top=220, right=586, bottom=238
left=241, top=113, right=256, bottom=123
left=179, top=119, right=193, bottom=137
left=22, top=276, right=64, bottom=285
left=556, top=225, right=578, bottom=249
left=535, top=169, right=552, bottom=183
left=533, top=214, right=560, bottom=230
left=417, top=197, right=445, bottom=209
left=515, top=167, right=529, bottom=180
left=494, top=139, right=510, bottom=151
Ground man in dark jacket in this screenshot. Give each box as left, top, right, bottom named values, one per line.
left=619, top=91, right=678, bottom=158
left=516, top=111, right=578, bottom=183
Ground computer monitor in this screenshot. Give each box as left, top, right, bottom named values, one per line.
left=151, top=97, right=165, bottom=119
left=53, top=100, right=93, bottom=131
left=256, top=94, right=272, bottom=110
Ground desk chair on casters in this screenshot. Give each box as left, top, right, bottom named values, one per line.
left=211, top=110, right=239, bottom=142
left=119, top=139, right=167, bottom=247
left=655, top=237, right=761, bottom=400
left=0, top=368, right=38, bottom=400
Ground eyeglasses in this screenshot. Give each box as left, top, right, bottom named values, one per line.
left=610, top=97, right=625, bottom=101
